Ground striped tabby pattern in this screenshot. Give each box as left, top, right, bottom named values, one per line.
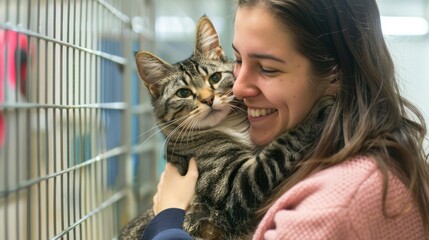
left=120, top=16, right=334, bottom=240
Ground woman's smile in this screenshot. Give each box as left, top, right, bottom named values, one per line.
left=232, top=6, right=331, bottom=145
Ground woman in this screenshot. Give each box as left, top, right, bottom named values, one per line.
left=144, top=0, right=429, bottom=239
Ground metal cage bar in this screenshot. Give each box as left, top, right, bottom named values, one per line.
left=0, top=0, right=159, bottom=239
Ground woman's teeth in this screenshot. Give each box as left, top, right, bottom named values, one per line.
left=248, top=108, right=277, bottom=118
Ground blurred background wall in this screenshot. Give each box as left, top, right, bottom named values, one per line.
left=378, top=0, right=429, bottom=151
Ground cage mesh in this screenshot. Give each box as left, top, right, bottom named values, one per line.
left=0, top=0, right=159, bottom=239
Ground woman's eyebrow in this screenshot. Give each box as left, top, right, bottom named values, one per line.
left=232, top=44, right=285, bottom=63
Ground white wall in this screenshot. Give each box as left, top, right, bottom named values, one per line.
left=386, top=37, right=429, bottom=149
left=379, top=0, right=429, bottom=150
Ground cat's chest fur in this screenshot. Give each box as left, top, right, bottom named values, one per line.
left=212, top=112, right=252, bottom=148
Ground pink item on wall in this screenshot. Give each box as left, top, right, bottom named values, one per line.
left=0, top=30, right=29, bottom=147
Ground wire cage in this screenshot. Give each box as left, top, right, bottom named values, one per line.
left=0, top=0, right=161, bottom=239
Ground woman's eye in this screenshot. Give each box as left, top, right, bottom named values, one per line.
left=209, top=72, right=222, bottom=84
left=260, top=66, right=278, bottom=74
left=176, top=88, right=192, bottom=98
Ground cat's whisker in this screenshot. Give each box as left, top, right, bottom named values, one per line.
left=137, top=127, right=163, bottom=147
left=157, top=115, right=189, bottom=131
left=229, top=103, right=247, bottom=115
left=138, top=125, right=170, bottom=149
left=174, top=115, right=196, bottom=151
left=135, top=121, right=164, bottom=141
left=165, top=113, right=199, bottom=156
left=137, top=117, right=179, bottom=139
left=185, top=115, right=200, bottom=145
left=138, top=115, right=189, bottom=149
left=168, top=127, right=184, bottom=154
left=163, top=123, right=183, bottom=161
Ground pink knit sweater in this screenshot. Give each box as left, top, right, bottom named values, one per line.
left=253, top=156, right=426, bottom=239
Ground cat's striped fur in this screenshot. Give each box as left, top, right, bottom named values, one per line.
left=120, top=16, right=334, bottom=240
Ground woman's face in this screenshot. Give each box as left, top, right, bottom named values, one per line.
left=233, top=6, right=332, bottom=145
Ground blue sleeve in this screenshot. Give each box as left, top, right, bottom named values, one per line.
left=140, top=208, right=193, bottom=240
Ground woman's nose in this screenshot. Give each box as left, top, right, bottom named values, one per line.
left=232, top=66, right=259, bottom=99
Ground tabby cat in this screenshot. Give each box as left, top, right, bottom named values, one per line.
left=120, top=16, right=334, bottom=240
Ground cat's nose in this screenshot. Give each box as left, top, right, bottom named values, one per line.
left=198, top=88, right=214, bottom=106
left=201, top=96, right=214, bottom=106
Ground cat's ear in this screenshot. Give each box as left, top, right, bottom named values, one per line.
left=194, top=16, right=225, bottom=61
left=135, top=51, right=172, bottom=97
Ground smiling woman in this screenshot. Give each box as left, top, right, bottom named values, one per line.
left=141, top=0, right=429, bottom=239
left=232, top=6, right=336, bottom=146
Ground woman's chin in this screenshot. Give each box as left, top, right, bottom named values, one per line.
left=250, top=130, right=274, bottom=146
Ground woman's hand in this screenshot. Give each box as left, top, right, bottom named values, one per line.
left=152, top=158, right=199, bottom=215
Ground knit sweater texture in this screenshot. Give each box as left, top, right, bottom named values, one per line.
left=253, top=156, right=426, bottom=240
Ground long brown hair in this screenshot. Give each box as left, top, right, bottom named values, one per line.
left=237, top=0, right=429, bottom=229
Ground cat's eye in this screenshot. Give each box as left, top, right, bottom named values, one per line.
left=209, top=72, right=222, bottom=84
left=176, top=88, right=192, bottom=98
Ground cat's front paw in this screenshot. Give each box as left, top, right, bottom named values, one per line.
left=184, top=202, right=227, bottom=240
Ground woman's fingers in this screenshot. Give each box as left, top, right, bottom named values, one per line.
left=187, top=158, right=199, bottom=179
left=152, top=159, right=199, bottom=215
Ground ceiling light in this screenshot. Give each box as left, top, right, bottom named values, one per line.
left=381, top=16, right=429, bottom=36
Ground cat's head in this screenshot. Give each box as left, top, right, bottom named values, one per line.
left=135, top=16, right=236, bottom=129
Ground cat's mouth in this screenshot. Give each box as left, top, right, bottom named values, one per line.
left=197, top=107, right=229, bottom=128
left=208, top=108, right=222, bottom=114
left=205, top=107, right=228, bottom=119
